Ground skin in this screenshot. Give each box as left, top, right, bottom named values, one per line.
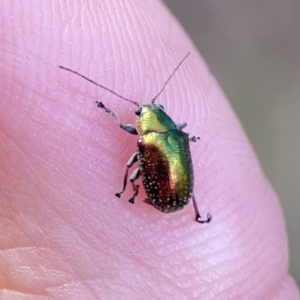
left=0, top=0, right=299, bottom=299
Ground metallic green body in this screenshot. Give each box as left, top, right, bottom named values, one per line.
left=58, top=57, right=211, bottom=223
left=136, top=104, right=193, bottom=213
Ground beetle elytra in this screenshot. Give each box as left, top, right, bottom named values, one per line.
left=59, top=53, right=212, bottom=224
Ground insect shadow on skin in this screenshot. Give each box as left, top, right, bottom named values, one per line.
left=59, top=53, right=212, bottom=224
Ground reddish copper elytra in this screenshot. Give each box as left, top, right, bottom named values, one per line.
left=59, top=53, right=212, bottom=223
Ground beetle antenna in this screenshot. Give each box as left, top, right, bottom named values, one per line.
left=152, top=52, right=190, bottom=104
left=59, top=66, right=139, bottom=107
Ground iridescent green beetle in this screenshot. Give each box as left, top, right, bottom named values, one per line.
left=59, top=53, right=211, bottom=224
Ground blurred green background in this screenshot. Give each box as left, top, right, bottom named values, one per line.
left=163, top=0, right=300, bottom=285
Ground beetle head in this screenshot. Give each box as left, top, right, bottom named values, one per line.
left=135, top=103, right=176, bottom=135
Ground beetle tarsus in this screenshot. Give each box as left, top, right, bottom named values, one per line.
left=189, top=136, right=200, bottom=142
left=128, top=197, right=135, bottom=204
left=128, top=184, right=139, bottom=205
left=195, top=212, right=212, bottom=224
left=192, top=194, right=212, bottom=224
left=96, top=101, right=121, bottom=125
left=115, top=188, right=127, bottom=198
left=96, top=101, right=104, bottom=108
left=128, top=183, right=139, bottom=204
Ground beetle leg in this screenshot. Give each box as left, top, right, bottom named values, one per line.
left=96, top=101, right=138, bottom=135
left=120, top=124, right=138, bottom=135
left=189, top=136, right=200, bottom=142
left=192, top=194, right=212, bottom=224
left=115, top=153, right=138, bottom=198
left=142, top=198, right=152, bottom=206
left=176, top=122, right=187, bottom=130
left=128, top=168, right=141, bottom=204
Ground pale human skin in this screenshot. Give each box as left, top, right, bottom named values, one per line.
left=1, top=1, right=299, bottom=299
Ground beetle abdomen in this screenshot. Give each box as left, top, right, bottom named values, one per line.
left=138, top=129, right=193, bottom=213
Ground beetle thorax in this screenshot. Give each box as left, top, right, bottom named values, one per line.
left=135, top=104, right=176, bottom=135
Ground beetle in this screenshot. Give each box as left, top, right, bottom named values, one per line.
left=59, top=53, right=211, bottom=223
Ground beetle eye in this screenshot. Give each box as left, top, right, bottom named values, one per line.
left=158, top=104, right=164, bottom=110
left=135, top=107, right=142, bottom=116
